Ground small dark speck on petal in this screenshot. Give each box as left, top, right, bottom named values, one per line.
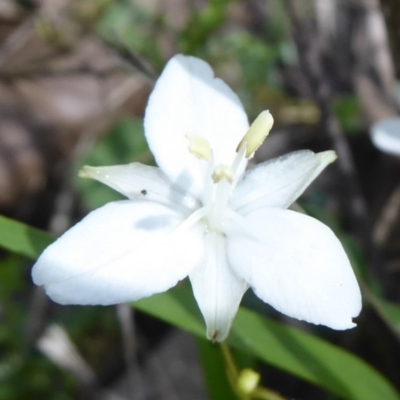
left=211, top=330, right=219, bottom=342
left=141, top=189, right=147, bottom=195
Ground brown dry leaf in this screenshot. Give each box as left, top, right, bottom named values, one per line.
left=0, top=5, right=152, bottom=209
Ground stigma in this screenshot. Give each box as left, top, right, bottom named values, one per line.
left=212, top=165, right=234, bottom=184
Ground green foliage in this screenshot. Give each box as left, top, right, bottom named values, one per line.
left=0, top=254, right=78, bottom=399
left=368, top=295, right=400, bottom=341
left=197, top=338, right=237, bottom=400
left=0, top=354, right=76, bottom=400
left=333, top=95, right=362, bottom=135
left=0, top=216, right=53, bottom=260
left=377, top=299, right=400, bottom=332
left=135, top=285, right=400, bottom=400
left=1, top=1, right=400, bottom=398
left=97, top=0, right=164, bottom=69
left=179, top=0, right=231, bottom=54
left=1, top=216, right=399, bottom=399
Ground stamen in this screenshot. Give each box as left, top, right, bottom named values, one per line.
left=208, top=179, right=231, bottom=231
left=203, top=155, right=216, bottom=209
left=186, top=134, right=212, bottom=161
left=212, top=165, right=234, bottom=184
left=230, top=142, right=248, bottom=188
left=236, top=110, right=274, bottom=158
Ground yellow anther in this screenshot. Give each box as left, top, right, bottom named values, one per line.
left=237, top=110, right=274, bottom=158
left=212, top=165, right=234, bottom=184
left=186, top=134, right=212, bottom=161
left=237, top=368, right=260, bottom=395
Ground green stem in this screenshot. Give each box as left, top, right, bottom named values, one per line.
left=220, top=342, right=242, bottom=398
left=220, top=342, right=288, bottom=400
left=252, top=387, right=288, bottom=400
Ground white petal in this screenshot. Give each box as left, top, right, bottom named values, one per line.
left=80, top=163, right=200, bottom=213
left=231, top=150, right=336, bottom=214
left=32, top=201, right=204, bottom=305
left=144, top=54, right=249, bottom=199
left=189, top=232, right=248, bottom=342
left=370, top=117, right=400, bottom=156
left=226, top=208, right=361, bottom=329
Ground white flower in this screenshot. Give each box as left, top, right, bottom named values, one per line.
left=32, top=55, right=361, bottom=342
left=370, top=117, right=400, bottom=156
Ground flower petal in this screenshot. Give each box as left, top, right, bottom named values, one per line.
left=226, top=208, right=361, bottom=329
left=189, top=232, right=248, bottom=342
left=80, top=163, right=200, bottom=213
left=231, top=150, right=336, bottom=214
left=370, top=117, right=400, bottom=156
left=32, top=201, right=204, bottom=305
left=144, top=54, right=249, bottom=199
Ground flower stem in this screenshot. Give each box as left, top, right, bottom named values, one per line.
left=220, top=341, right=241, bottom=396
left=252, top=387, right=288, bottom=400
left=219, top=342, right=288, bottom=400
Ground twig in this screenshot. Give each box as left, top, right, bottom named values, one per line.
left=0, top=64, right=125, bottom=80
left=27, top=131, right=97, bottom=379
left=116, top=304, right=145, bottom=400
left=374, top=183, right=400, bottom=246
left=380, top=0, right=400, bottom=77
left=97, top=34, right=156, bottom=82
left=0, top=17, right=35, bottom=68
left=285, top=0, right=378, bottom=278
left=37, top=324, right=98, bottom=388
left=146, top=341, right=181, bottom=400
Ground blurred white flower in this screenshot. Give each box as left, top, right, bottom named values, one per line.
left=32, top=55, right=361, bottom=342
left=370, top=117, right=400, bottom=156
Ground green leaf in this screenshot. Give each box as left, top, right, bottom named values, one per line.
left=231, top=310, right=397, bottom=400
left=196, top=338, right=236, bottom=400
left=0, top=215, right=53, bottom=259
left=333, top=95, right=362, bottom=135
left=1, top=217, right=398, bottom=400
left=135, top=285, right=400, bottom=400
left=97, top=2, right=163, bottom=69
left=364, top=288, right=400, bottom=341
left=377, top=299, right=400, bottom=332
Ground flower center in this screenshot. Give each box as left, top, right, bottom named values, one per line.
left=185, top=110, right=274, bottom=233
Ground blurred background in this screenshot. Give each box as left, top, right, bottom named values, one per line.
left=1, top=0, right=400, bottom=399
